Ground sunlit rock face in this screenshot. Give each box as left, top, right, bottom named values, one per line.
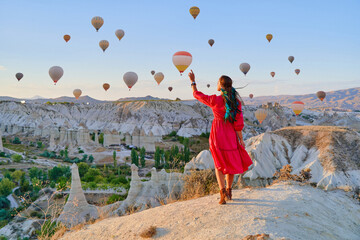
left=244, top=126, right=360, bottom=190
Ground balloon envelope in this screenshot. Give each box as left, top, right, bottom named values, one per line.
left=63, top=35, right=70, bottom=42
left=249, top=94, right=253, bottom=99
left=73, top=89, right=82, bottom=99
left=49, top=66, right=64, bottom=85
left=99, top=40, right=109, bottom=52
left=151, top=70, right=155, bottom=75
left=316, top=91, right=326, bottom=101
left=103, top=83, right=110, bottom=91
left=172, top=51, right=192, bottom=75
left=255, top=109, right=267, bottom=124
left=266, top=34, right=273, bottom=42
left=168, top=87, right=173, bottom=92
left=239, top=63, right=251, bottom=76
left=295, top=69, right=300, bottom=75
left=291, top=101, right=305, bottom=115
left=154, top=72, right=164, bottom=85
left=123, top=72, right=138, bottom=90
left=208, top=39, right=214, bottom=47
left=288, top=56, right=294, bottom=63
left=91, top=16, right=104, bottom=31
left=270, top=72, right=275, bottom=78
left=115, top=29, right=125, bottom=41
left=15, top=73, right=23, bottom=81
left=207, top=84, right=210, bottom=88
left=189, top=6, right=200, bottom=19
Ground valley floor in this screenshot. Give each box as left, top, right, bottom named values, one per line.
left=61, top=182, right=360, bottom=240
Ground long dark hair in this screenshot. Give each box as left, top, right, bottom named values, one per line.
left=219, top=75, right=242, bottom=123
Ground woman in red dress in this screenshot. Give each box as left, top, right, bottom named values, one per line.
left=188, top=70, right=253, bottom=204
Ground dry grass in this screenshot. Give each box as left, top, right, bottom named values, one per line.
left=50, top=224, right=67, bottom=240
left=273, top=165, right=312, bottom=183
left=181, top=169, right=218, bottom=200
left=139, top=226, right=157, bottom=238
left=242, top=233, right=271, bottom=240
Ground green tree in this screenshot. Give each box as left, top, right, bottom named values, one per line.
left=88, top=155, right=94, bottom=163
left=98, top=133, right=104, bottom=145
left=84, top=168, right=101, bottom=182
left=0, top=197, right=10, bottom=209
left=13, top=137, right=21, bottom=144
left=20, top=175, right=30, bottom=193
left=113, top=151, right=117, bottom=168
left=11, top=154, right=23, bottom=163
left=78, top=162, right=89, bottom=178
left=140, top=147, right=146, bottom=167
left=131, top=149, right=139, bottom=167
left=0, top=178, right=15, bottom=197
left=154, top=147, right=161, bottom=169
left=59, top=150, right=64, bottom=158
left=36, top=141, right=43, bottom=149
left=81, top=154, right=88, bottom=162
left=11, top=170, right=25, bottom=183
left=29, top=167, right=41, bottom=179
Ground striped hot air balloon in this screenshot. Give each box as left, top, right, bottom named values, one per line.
left=172, top=51, right=192, bottom=75
left=291, top=101, right=305, bottom=115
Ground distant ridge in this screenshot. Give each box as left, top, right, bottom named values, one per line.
left=116, top=95, right=168, bottom=102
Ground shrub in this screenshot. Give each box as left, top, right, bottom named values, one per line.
left=49, top=181, right=56, bottom=188
left=12, top=137, right=21, bottom=144
left=106, top=194, right=125, bottom=204
left=36, top=141, right=43, bottom=149
left=11, top=154, right=22, bottom=163
left=39, top=151, right=50, bottom=158
left=88, top=155, right=94, bottom=163
left=0, top=178, right=15, bottom=197
left=140, top=226, right=157, bottom=238
left=181, top=170, right=218, bottom=200
left=169, top=131, right=177, bottom=137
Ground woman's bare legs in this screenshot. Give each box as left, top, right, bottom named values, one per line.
left=215, top=169, right=225, bottom=190
left=226, top=174, right=234, bottom=189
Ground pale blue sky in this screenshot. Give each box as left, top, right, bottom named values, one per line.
left=0, top=0, right=359, bottom=100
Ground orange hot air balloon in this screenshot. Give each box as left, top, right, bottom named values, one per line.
left=49, top=66, right=64, bottom=85
left=15, top=73, right=23, bottom=81
left=270, top=72, right=275, bottom=78
left=91, top=16, right=104, bottom=32
left=151, top=70, right=155, bottom=75
left=73, top=89, right=82, bottom=100
left=295, top=69, right=300, bottom=75
left=172, top=51, right=192, bottom=75
left=64, top=35, right=71, bottom=42
left=103, top=83, right=110, bottom=91
left=255, top=109, right=267, bottom=124
left=249, top=94, right=254, bottom=99
left=168, top=87, right=173, bottom=92
left=291, top=101, right=305, bottom=115
left=208, top=39, right=214, bottom=47
left=154, top=72, right=164, bottom=85
left=288, top=56, right=294, bottom=63
left=189, top=6, right=200, bottom=19
left=316, top=91, right=326, bottom=101
left=266, top=34, right=273, bottom=42
left=99, top=40, right=109, bottom=52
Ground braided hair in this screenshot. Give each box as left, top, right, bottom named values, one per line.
left=219, top=75, right=242, bottom=123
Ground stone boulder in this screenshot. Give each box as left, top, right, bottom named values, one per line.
left=184, top=150, right=214, bottom=173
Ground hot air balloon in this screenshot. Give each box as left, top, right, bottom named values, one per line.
left=255, top=109, right=267, bottom=124
left=49, top=66, right=64, bottom=85
left=91, top=16, right=104, bottom=32
left=249, top=94, right=253, bottom=99
left=123, top=72, right=138, bottom=90
left=63, top=35, right=71, bottom=42
left=291, top=101, right=304, bottom=115
left=168, top=87, right=173, bottom=92
left=154, top=72, right=164, bottom=85
left=208, top=39, right=214, bottom=47
left=73, top=89, right=82, bottom=100
left=288, top=56, right=294, bottom=63
left=172, top=51, right=192, bottom=75
left=295, top=69, right=300, bottom=75
left=266, top=34, right=273, bottom=42
left=115, top=29, right=125, bottom=41
left=239, top=63, right=250, bottom=76
left=207, top=84, right=210, bottom=88
left=15, top=73, right=23, bottom=81
left=103, top=83, right=110, bottom=91
left=99, top=40, right=109, bottom=52
left=151, top=70, right=155, bottom=75
left=189, top=6, right=200, bottom=19
left=316, top=91, right=326, bottom=101
left=270, top=72, right=275, bottom=78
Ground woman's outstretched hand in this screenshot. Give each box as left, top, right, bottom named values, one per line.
left=188, top=70, right=195, bottom=82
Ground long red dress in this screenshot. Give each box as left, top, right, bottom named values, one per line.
left=193, top=91, right=253, bottom=175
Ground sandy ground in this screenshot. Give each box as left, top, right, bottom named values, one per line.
left=61, top=182, right=360, bottom=240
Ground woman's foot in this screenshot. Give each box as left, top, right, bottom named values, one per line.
left=219, top=188, right=227, bottom=205
left=225, top=188, right=232, bottom=201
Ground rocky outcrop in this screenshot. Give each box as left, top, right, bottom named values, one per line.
left=60, top=182, right=360, bottom=240
left=244, top=126, right=360, bottom=190
left=0, top=217, right=42, bottom=240
left=57, top=163, right=99, bottom=228
left=184, top=150, right=214, bottom=173
left=0, top=128, right=3, bottom=152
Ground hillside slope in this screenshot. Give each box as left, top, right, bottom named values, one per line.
left=61, top=182, right=360, bottom=240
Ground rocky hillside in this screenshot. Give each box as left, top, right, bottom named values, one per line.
left=244, top=126, right=360, bottom=190
left=61, top=182, right=360, bottom=240
left=245, top=87, right=360, bottom=110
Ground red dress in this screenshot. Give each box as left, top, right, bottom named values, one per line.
left=193, top=91, right=253, bottom=174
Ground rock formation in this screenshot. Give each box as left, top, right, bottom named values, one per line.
left=244, top=126, right=360, bottom=190
left=0, top=128, right=3, bottom=152
left=184, top=150, right=214, bottom=173
left=103, top=130, right=121, bottom=147
left=57, top=163, right=99, bottom=227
